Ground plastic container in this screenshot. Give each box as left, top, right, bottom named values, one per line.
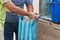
left=53, top=0, right=60, bottom=2
left=50, top=3, right=60, bottom=23
left=49, top=0, right=60, bottom=2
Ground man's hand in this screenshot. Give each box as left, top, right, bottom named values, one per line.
left=28, top=12, right=36, bottom=19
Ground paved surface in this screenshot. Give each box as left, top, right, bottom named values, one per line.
left=0, top=30, right=4, bottom=40
left=0, top=30, right=15, bottom=40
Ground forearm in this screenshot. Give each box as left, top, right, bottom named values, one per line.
left=26, top=4, right=33, bottom=12
left=3, top=1, right=30, bottom=16
left=5, top=7, right=11, bottom=13
left=13, top=6, right=30, bottom=16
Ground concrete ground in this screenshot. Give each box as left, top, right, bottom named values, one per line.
left=0, top=30, right=4, bottom=40
left=0, top=30, right=16, bottom=40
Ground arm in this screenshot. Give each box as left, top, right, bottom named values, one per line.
left=26, top=4, right=33, bottom=12
left=26, top=3, right=35, bottom=20
left=25, top=0, right=33, bottom=12
left=25, top=0, right=36, bottom=20
left=3, top=0, right=36, bottom=19
left=3, top=0, right=29, bottom=16
left=5, top=7, right=11, bottom=13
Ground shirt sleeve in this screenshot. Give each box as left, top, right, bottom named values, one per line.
left=2, top=0, right=10, bottom=3
left=25, top=0, right=33, bottom=5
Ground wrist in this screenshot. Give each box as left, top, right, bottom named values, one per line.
left=25, top=12, right=31, bottom=16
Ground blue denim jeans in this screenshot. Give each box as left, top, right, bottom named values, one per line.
left=4, top=22, right=18, bottom=40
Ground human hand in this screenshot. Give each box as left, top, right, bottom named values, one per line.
left=28, top=12, right=36, bottom=20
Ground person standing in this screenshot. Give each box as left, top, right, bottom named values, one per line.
left=0, top=0, right=36, bottom=40
left=4, top=0, right=34, bottom=40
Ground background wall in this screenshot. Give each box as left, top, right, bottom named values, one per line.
left=33, top=0, right=39, bottom=13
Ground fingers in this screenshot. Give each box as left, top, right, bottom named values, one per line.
left=28, top=12, right=36, bottom=19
